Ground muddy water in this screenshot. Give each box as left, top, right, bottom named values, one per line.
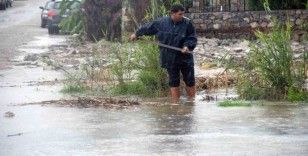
left=1, top=99, right=308, bottom=155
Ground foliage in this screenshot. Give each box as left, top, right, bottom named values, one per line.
left=109, top=40, right=168, bottom=97
left=59, top=0, right=84, bottom=35
left=144, top=0, right=192, bottom=21
left=61, top=73, right=89, bottom=93
left=218, top=100, right=252, bottom=107
left=101, top=0, right=122, bottom=41
left=287, top=87, right=308, bottom=102
left=231, top=19, right=307, bottom=101
left=59, top=0, right=122, bottom=41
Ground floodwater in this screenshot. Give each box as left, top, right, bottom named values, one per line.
left=0, top=0, right=308, bottom=155
left=1, top=97, right=308, bottom=155
left=1, top=48, right=308, bottom=155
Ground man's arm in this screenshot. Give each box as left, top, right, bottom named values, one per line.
left=183, top=21, right=197, bottom=51
left=130, top=20, right=159, bottom=41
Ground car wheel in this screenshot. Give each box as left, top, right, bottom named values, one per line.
left=54, top=27, right=60, bottom=34
left=41, top=20, right=47, bottom=28
left=48, top=26, right=54, bottom=34
left=0, top=4, right=6, bottom=10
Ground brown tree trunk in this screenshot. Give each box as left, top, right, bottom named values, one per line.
left=104, top=0, right=122, bottom=41
left=83, top=0, right=104, bottom=41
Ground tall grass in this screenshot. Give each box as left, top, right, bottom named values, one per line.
left=109, top=40, right=168, bottom=97
left=234, top=19, right=307, bottom=101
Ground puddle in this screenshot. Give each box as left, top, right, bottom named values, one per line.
left=21, top=35, right=67, bottom=49
left=0, top=66, right=64, bottom=87
left=0, top=34, right=68, bottom=105
left=17, top=35, right=67, bottom=54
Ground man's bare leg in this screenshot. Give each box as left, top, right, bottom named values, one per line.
left=170, top=87, right=180, bottom=103
left=186, top=86, right=196, bottom=101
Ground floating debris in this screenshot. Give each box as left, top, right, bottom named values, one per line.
left=4, top=111, right=15, bottom=118
left=19, top=97, right=140, bottom=109
left=7, top=133, right=23, bottom=137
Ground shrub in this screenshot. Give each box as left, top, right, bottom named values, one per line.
left=232, top=18, right=307, bottom=101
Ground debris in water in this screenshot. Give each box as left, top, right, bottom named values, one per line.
left=23, top=53, right=40, bottom=62
left=201, top=95, right=217, bottom=101
left=19, top=97, right=140, bottom=109
left=7, top=133, right=23, bottom=137
left=4, top=111, right=15, bottom=118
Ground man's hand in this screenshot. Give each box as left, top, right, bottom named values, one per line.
left=130, top=33, right=138, bottom=41
left=181, top=46, right=189, bottom=54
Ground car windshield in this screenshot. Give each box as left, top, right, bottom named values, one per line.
left=54, top=1, right=80, bottom=11
left=45, top=1, right=55, bottom=9
left=54, top=2, right=61, bottom=9
left=70, top=2, right=80, bottom=10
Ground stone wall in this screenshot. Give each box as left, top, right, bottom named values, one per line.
left=189, top=0, right=247, bottom=12
left=186, top=10, right=308, bottom=39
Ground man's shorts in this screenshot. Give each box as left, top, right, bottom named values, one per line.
left=166, top=64, right=195, bottom=87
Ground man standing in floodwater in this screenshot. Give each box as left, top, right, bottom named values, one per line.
left=130, top=4, right=197, bottom=103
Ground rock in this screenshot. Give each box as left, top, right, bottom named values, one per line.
left=223, top=13, right=231, bottom=20
left=69, top=49, right=77, bottom=55
left=23, top=54, right=39, bottom=62
left=234, top=47, right=243, bottom=53
left=267, top=22, right=274, bottom=28
left=218, top=39, right=231, bottom=46
left=265, top=15, right=271, bottom=21
left=243, top=17, right=250, bottom=23
left=193, top=19, right=203, bottom=24
left=296, top=10, right=302, bottom=15
left=250, top=22, right=259, bottom=28
left=4, top=111, right=15, bottom=118
left=200, top=24, right=207, bottom=30
left=261, top=22, right=267, bottom=28
left=213, top=23, right=221, bottom=30
left=296, top=19, right=303, bottom=25
left=293, top=53, right=303, bottom=59
left=72, top=34, right=79, bottom=38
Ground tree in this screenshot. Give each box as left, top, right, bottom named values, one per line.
left=82, top=0, right=122, bottom=42
left=83, top=0, right=104, bottom=41
left=102, top=0, right=122, bottom=41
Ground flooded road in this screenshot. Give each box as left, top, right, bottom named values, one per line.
left=0, top=0, right=308, bottom=155
left=1, top=101, right=308, bottom=155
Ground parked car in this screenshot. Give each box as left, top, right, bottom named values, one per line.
left=39, top=0, right=56, bottom=28
left=45, top=0, right=81, bottom=34
left=0, top=0, right=13, bottom=10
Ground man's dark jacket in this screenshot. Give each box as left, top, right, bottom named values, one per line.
left=136, top=16, right=197, bottom=68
